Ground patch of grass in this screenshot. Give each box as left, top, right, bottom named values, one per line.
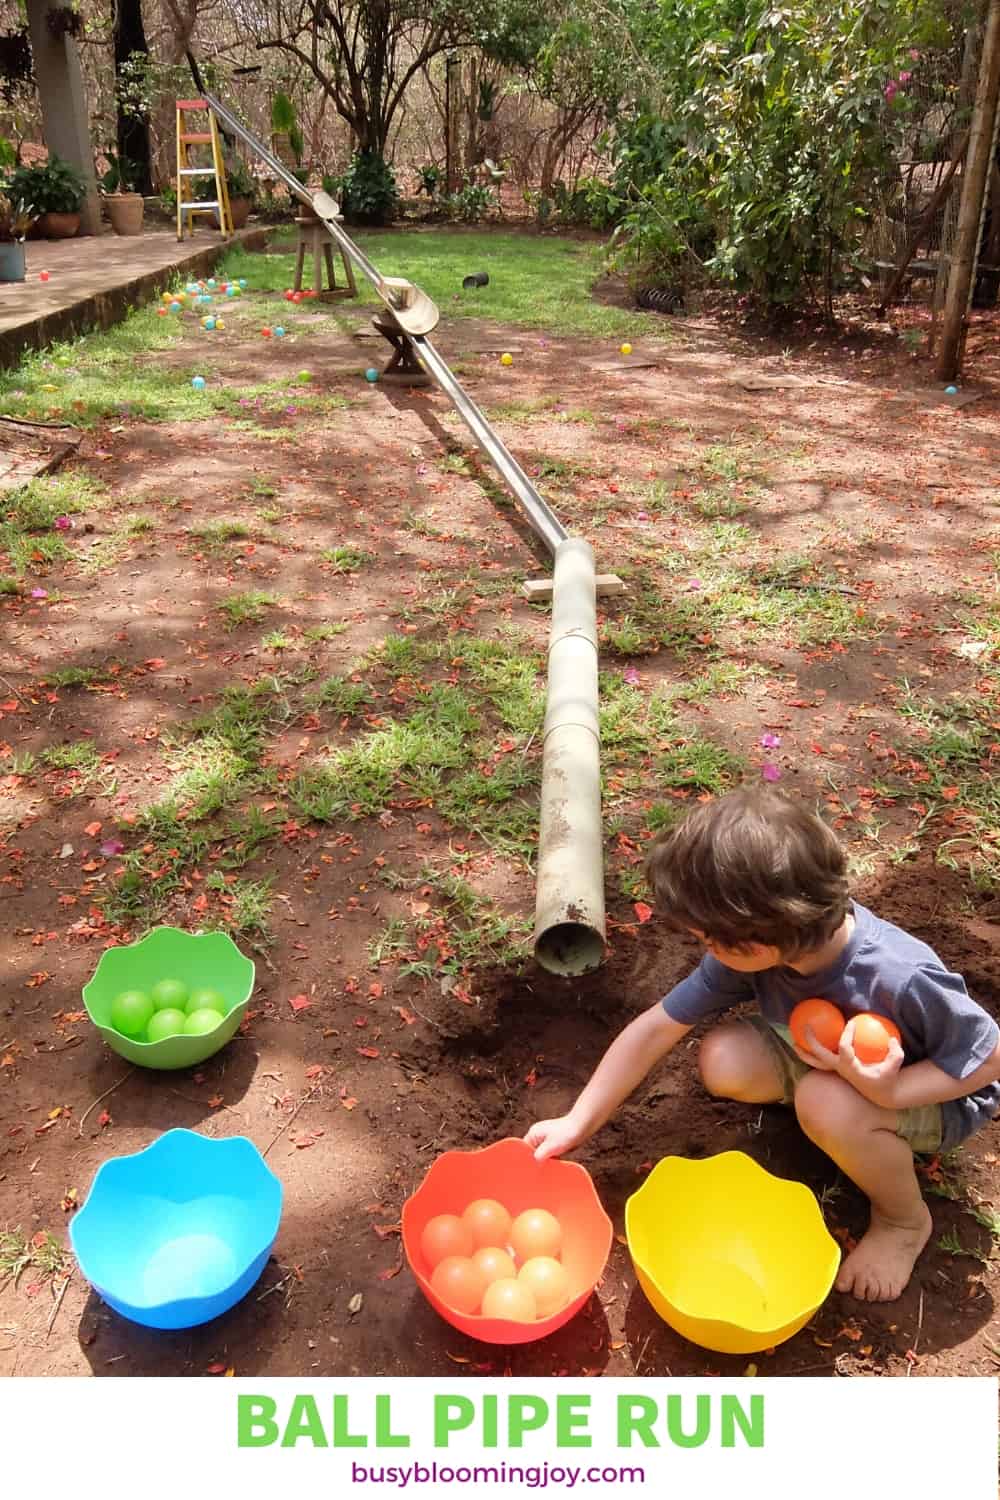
left=656, top=735, right=745, bottom=795
left=42, top=663, right=116, bottom=689
left=0, top=576, right=20, bottom=594
left=192, top=519, right=252, bottom=547
left=418, top=871, right=531, bottom=972
left=261, top=630, right=294, bottom=652
left=40, top=740, right=100, bottom=773
left=313, top=675, right=372, bottom=714
left=936, top=1227, right=990, bottom=1262
left=219, top=231, right=651, bottom=339
left=218, top=591, right=278, bottom=629
left=205, top=872, right=273, bottom=942
left=0, top=472, right=107, bottom=573
left=367, top=916, right=411, bottom=965
left=10, top=750, right=36, bottom=775
left=303, top=623, right=347, bottom=643
left=0, top=1227, right=67, bottom=1287
left=321, top=545, right=375, bottom=573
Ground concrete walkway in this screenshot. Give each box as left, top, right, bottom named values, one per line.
left=0, top=224, right=269, bottom=368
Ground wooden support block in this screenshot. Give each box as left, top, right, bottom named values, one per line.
left=522, top=574, right=626, bottom=600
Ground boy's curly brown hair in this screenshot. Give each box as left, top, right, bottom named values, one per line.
left=644, top=784, right=850, bottom=959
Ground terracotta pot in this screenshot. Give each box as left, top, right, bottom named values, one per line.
left=105, top=193, right=144, bottom=236
left=230, top=197, right=251, bottom=230
left=38, top=211, right=80, bottom=239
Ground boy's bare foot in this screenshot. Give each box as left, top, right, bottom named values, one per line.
left=835, top=1202, right=933, bottom=1302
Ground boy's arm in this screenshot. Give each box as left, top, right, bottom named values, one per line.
left=525, top=1001, right=692, bottom=1160
left=839, top=1034, right=1000, bottom=1112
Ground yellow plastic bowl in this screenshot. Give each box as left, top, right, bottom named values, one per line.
left=625, top=1151, right=840, bottom=1354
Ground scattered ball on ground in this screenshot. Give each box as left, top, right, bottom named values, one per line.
left=184, top=1007, right=225, bottom=1035
left=191, top=375, right=206, bottom=390
left=111, top=989, right=154, bottom=1036
left=462, top=1198, right=513, bottom=1249
left=420, top=1214, right=475, bottom=1269
left=481, top=1277, right=536, bottom=1321
left=215, top=319, right=225, bottom=329
left=500, top=353, right=513, bottom=366
left=151, top=978, right=188, bottom=1011
left=146, top=1008, right=188, bottom=1043
left=517, top=1256, right=570, bottom=1318
left=239, top=279, right=247, bottom=288
left=297, top=370, right=312, bottom=383
left=430, top=1255, right=487, bottom=1315
left=620, top=343, right=633, bottom=355
left=364, top=367, right=379, bottom=382
left=39, top=271, right=50, bottom=282
left=274, top=327, right=285, bottom=337
left=510, top=1207, right=562, bottom=1261
left=945, top=385, right=958, bottom=395
left=261, top=327, right=273, bottom=337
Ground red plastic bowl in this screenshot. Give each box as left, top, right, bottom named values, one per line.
left=401, top=1137, right=612, bottom=1344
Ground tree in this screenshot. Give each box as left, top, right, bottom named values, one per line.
left=113, top=0, right=154, bottom=192
left=234, top=0, right=544, bottom=160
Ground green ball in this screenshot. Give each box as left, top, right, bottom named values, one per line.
left=111, top=989, right=154, bottom=1036
left=184, top=1007, right=224, bottom=1036
left=186, top=986, right=225, bottom=1014
left=146, top=1008, right=188, bottom=1043
left=151, top=978, right=188, bottom=1011
left=297, top=369, right=312, bottom=383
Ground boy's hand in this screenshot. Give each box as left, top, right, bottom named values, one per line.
left=797, top=1020, right=905, bottom=1108
left=524, top=1115, right=584, bottom=1161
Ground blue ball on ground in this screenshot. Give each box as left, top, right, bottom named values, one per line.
left=944, top=384, right=958, bottom=395
left=365, top=368, right=379, bottom=383
left=274, top=327, right=285, bottom=337
left=191, top=375, right=206, bottom=390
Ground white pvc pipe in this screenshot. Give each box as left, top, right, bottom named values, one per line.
left=533, top=538, right=606, bottom=975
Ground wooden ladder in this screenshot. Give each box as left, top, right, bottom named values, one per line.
left=175, top=99, right=233, bottom=241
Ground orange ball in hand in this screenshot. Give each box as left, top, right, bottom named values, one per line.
left=420, top=1213, right=475, bottom=1269
left=851, top=1012, right=902, bottom=1065
left=430, top=1256, right=486, bottom=1315
left=510, top=1207, right=562, bottom=1262
left=462, top=1198, right=513, bottom=1249
left=789, top=998, right=845, bottom=1056
left=481, top=1277, right=537, bottom=1321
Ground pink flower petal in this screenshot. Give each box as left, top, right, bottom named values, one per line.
left=54, top=515, right=72, bottom=531
left=760, top=732, right=782, bottom=749
left=761, top=762, right=782, bottom=782
left=30, top=588, right=48, bottom=600
left=623, top=666, right=641, bottom=685
left=100, top=838, right=124, bottom=856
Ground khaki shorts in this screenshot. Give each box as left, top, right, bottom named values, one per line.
left=746, top=1014, right=944, bottom=1156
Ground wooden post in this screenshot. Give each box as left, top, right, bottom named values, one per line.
left=936, top=0, right=1000, bottom=381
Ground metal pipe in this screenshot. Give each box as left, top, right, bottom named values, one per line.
left=200, top=92, right=601, bottom=973
left=533, top=538, right=606, bottom=975
left=414, top=338, right=567, bottom=556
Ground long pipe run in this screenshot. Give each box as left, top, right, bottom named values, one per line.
left=202, top=92, right=604, bottom=975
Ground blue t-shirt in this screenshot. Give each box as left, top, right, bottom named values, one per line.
left=661, top=901, right=1000, bottom=1149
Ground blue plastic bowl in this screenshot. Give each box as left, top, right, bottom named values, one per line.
left=70, top=1129, right=282, bottom=1329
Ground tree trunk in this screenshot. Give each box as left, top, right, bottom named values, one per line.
left=937, top=0, right=1000, bottom=379
left=113, top=0, right=154, bottom=194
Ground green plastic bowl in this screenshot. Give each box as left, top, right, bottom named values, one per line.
left=83, top=927, right=255, bottom=1070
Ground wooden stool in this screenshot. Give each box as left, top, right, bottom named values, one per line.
left=293, top=215, right=358, bottom=301
left=371, top=310, right=430, bottom=385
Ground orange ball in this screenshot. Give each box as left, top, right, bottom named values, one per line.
left=472, top=1245, right=517, bottom=1287
left=430, top=1256, right=486, bottom=1315
left=481, top=1277, right=537, bottom=1321
left=462, top=1198, right=513, bottom=1249
left=851, top=1012, right=902, bottom=1065
left=510, top=1207, right=562, bottom=1262
left=789, top=998, right=845, bottom=1056
left=420, top=1213, right=475, bottom=1270
left=517, top=1256, right=570, bottom=1318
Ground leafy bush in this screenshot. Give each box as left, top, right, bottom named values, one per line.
left=443, top=180, right=495, bottom=224
left=8, top=155, right=86, bottom=214
left=99, top=152, right=140, bottom=194
left=551, top=177, right=623, bottom=230
left=338, top=150, right=399, bottom=226
left=417, top=164, right=443, bottom=199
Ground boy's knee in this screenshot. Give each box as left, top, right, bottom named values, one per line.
left=794, top=1070, right=860, bottom=1144
left=699, top=1025, right=754, bottom=1099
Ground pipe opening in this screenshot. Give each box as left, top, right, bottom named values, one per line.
left=534, top=922, right=606, bottom=977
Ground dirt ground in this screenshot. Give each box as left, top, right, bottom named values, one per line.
left=2, top=246, right=1000, bottom=1380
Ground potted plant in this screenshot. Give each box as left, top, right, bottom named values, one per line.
left=0, top=182, right=34, bottom=281
left=100, top=151, right=144, bottom=235
left=225, top=157, right=256, bottom=229
left=8, top=154, right=86, bottom=237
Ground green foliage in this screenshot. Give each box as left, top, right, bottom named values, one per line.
left=443, top=180, right=495, bottom=223
left=338, top=151, right=399, bottom=226
left=8, top=155, right=86, bottom=214
left=613, top=0, right=919, bottom=310
left=551, top=176, right=623, bottom=230
left=270, top=92, right=297, bottom=134
left=417, top=163, right=443, bottom=198
left=99, top=152, right=140, bottom=195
